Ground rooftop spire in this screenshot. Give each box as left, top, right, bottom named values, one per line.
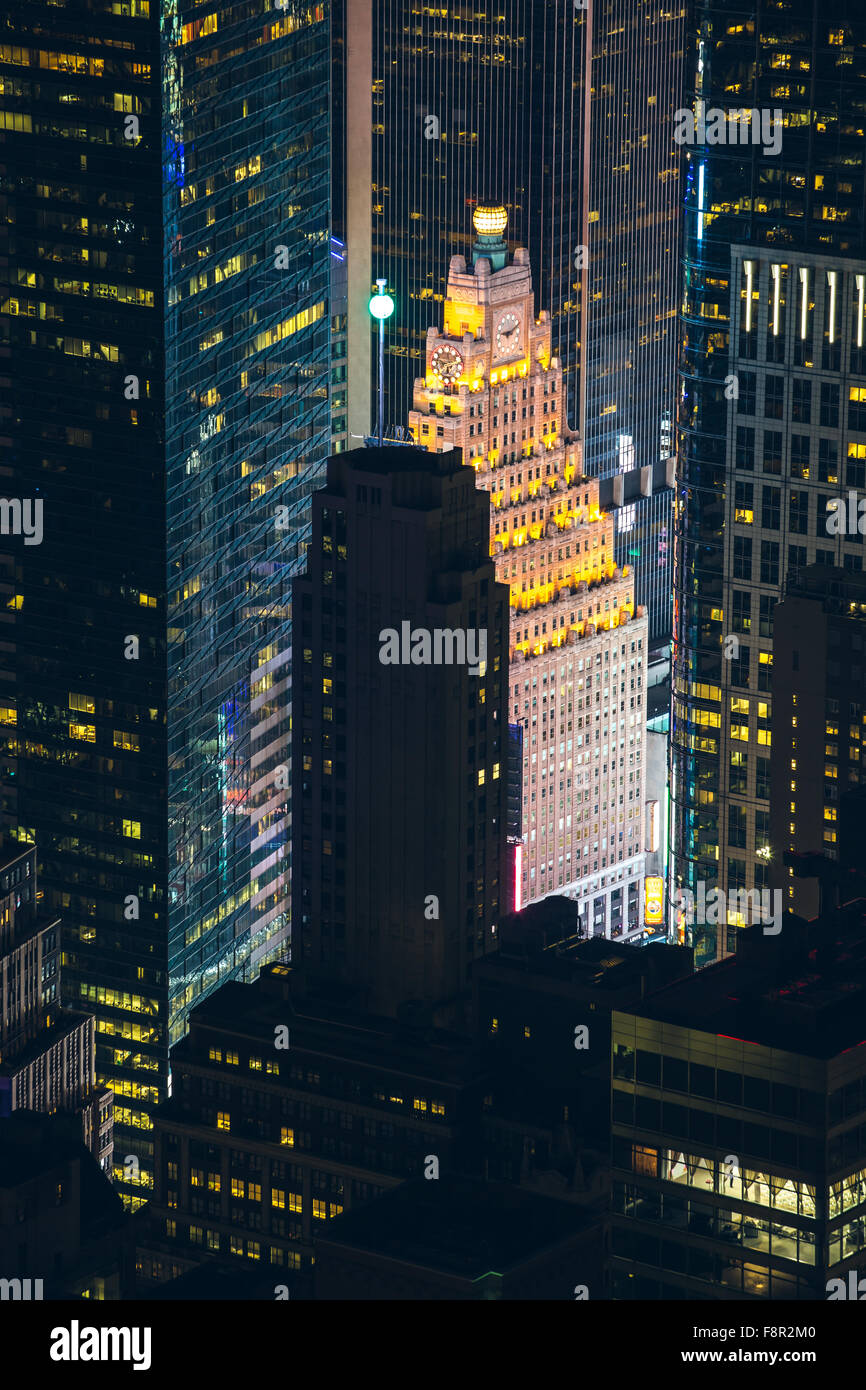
left=471, top=203, right=508, bottom=270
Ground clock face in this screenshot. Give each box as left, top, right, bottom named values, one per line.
left=495, top=312, right=521, bottom=357
left=430, top=344, right=463, bottom=381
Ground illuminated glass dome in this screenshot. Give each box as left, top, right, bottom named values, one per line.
left=472, top=204, right=508, bottom=237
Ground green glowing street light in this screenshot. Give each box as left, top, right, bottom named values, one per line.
left=369, top=278, right=394, bottom=447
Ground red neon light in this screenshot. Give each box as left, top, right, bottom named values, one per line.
left=514, top=843, right=523, bottom=912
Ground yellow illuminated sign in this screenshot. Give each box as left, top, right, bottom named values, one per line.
left=645, top=876, right=664, bottom=925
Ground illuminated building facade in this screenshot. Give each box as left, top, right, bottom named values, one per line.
left=678, top=247, right=866, bottom=964
left=409, top=210, right=649, bottom=935
left=672, top=6, right=866, bottom=964
left=0, top=0, right=166, bottom=1206
left=610, top=910, right=866, bottom=1300
left=292, top=444, right=512, bottom=1019
left=1, top=0, right=333, bottom=1202
left=162, top=0, right=332, bottom=1032
left=0, top=843, right=113, bottom=1173
left=143, top=962, right=487, bottom=1289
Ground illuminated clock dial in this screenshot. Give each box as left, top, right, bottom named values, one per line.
left=495, top=312, right=521, bottom=357
left=431, top=344, right=463, bottom=381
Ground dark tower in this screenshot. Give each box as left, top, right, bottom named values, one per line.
left=292, top=445, right=513, bottom=1019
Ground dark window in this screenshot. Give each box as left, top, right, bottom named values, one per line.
left=690, top=1063, right=715, bottom=1099
left=762, top=430, right=783, bottom=474
left=818, top=438, right=839, bottom=484
left=661, top=1102, right=689, bottom=1138
left=760, top=540, right=780, bottom=585
left=738, top=371, right=757, bottom=413
left=690, top=1109, right=715, bottom=1144
left=764, top=375, right=784, bottom=419
left=636, top=1050, right=662, bottom=1086
left=821, top=382, right=840, bottom=427
left=736, top=425, right=755, bottom=470
left=662, top=1056, right=688, bottom=1092
left=732, top=590, right=751, bottom=633
left=733, top=536, right=752, bottom=580
left=743, top=1076, right=770, bottom=1111
left=635, top=1096, right=661, bottom=1130
left=743, top=1122, right=771, bottom=1160
left=728, top=804, right=747, bottom=848
left=613, top=1089, right=634, bottom=1124
left=761, top=486, right=780, bottom=529
left=792, top=377, right=811, bottom=422
left=771, top=1129, right=797, bottom=1165
left=790, top=434, right=810, bottom=478
left=789, top=492, right=809, bottom=534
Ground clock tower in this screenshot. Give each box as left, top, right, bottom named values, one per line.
left=409, top=208, right=649, bottom=937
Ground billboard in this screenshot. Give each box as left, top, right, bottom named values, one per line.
left=644, top=875, right=664, bottom=925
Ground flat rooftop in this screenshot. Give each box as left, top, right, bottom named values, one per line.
left=314, top=1174, right=591, bottom=1277
left=179, top=967, right=485, bottom=1089
left=623, top=903, right=866, bottom=1059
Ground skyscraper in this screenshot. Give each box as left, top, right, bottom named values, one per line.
left=409, top=210, right=649, bottom=932
left=340, top=0, right=681, bottom=640
left=292, top=443, right=512, bottom=1018
left=671, top=3, right=866, bottom=963
left=1, top=0, right=334, bottom=1201
left=583, top=0, right=686, bottom=483
left=769, top=565, right=866, bottom=919
left=1, top=0, right=165, bottom=1206
left=162, top=0, right=332, bottom=1028
left=0, top=841, right=113, bottom=1174
left=340, top=0, right=586, bottom=439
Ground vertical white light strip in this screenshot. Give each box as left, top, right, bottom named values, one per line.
left=697, top=161, right=705, bottom=243
left=828, top=270, right=838, bottom=343
left=799, top=266, right=809, bottom=339
left=857, top=274, right=865, bottom=348
left=771, top=264, right=781, bottom=336
left=744, top=260, right=755, bottom=332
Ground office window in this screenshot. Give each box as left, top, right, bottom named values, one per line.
left=733, top=536, right=752, bottom=580
left=761, top=486, right=780, bottom=530
left=735, top=425, right=755, bottom=470
left=760, top=541, right=780, bottom=585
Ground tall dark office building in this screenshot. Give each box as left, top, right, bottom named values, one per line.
left=770, top=565, right=866, bottom=919
left=0, top=0, right=333, bottom=1201
left=292, top=445, right=512, bottom=1019
left=0, top=0, right=165, bottom=1206
left=671, top=2, right=866, bottom=963
left=583, top=0, right=685, bottom=486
